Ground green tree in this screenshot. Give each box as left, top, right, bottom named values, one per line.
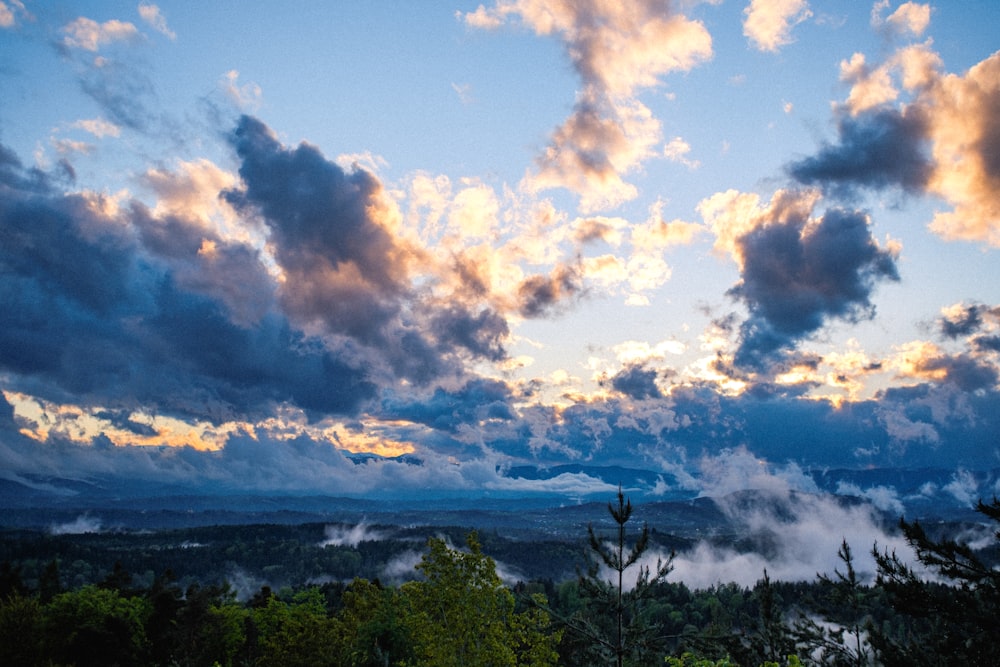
left=251, top=587, right=341, bottom=667
left=42, top=584, right=150, bottom=667
left=402, top=532, right=561, bottom=667
left=870, top=498, right=1000, bottom=666
left=0, top=592, right=45, bottom=667
left=748, top=569, right=796, bottom=666
left=793, top=539, right=872, bottom=666
left=567, top=488, right=674, bottom=667
left=339, top=577, right=415, bottom=666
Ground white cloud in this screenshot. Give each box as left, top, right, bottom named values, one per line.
left=219, top=70, right=263, bottom=111
left=61, top=16, right=139, bottom=51
left=138, top=3, right=176, bottom=40
left=467, top=0, right=712, bottom=211
left=743, top=0, right=812, bottom=53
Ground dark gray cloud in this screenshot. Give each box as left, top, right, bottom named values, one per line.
left=728, top=207, right=899, bottom=368
left=380, top=378, right=514, bottom=434
left=0, top=138, right=376, bottom=422
left=788, top=108, right=931, bottom=198
left=428, top=305, right=508, bottom=362
left=913, top=353, right=998, bottom=393
left=609, top=364, right=662, bottom=399
left=974, top=335, right=1000, bottom=353
left=224, top=115, right=497, bottom=384
left=516, top=262, right=583, bottom=318
left=939, top=303, right=987, bottom=338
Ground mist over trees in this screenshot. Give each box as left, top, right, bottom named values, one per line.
left=1, top=495, right=998, bottom=666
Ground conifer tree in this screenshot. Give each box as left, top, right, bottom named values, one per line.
left=793, top=539, right=872, bottom=666
left=565, top=487, right=674, bottom=667
left=870, top=498, right=1000, bottom=666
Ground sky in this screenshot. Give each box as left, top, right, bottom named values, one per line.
left=1, top=0, right=1000, bottom=507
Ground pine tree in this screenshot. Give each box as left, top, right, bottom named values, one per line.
left=793, top=539, right=872, bottom=666
left=870, top=498, right=1000, bottom=666
left=564, top=487, right=674, bottom=667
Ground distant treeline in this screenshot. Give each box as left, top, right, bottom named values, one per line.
left=1, top=498, right=998, bottom=666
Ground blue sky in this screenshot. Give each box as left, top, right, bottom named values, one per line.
left=1, top=1, right=999, bottom=505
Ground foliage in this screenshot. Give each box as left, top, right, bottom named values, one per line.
left=869, top=497, right=1000, bottom=666
left=3, top=497, right=1000, bottom=666
left=559, top=487, right=674, bottom=667
left=43, top=584, right=150, bottom=667
left=339, top=577, right=415, bottom=666
left=792, top=539, right=872, bottom=666
left=251, top=587, right=341, bottom=667
left=402, top=532, right=561, bottom=666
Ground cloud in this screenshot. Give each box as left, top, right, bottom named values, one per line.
left=380, top=378, right=514, bottom=435
left=743, top=0, right=812, bottom=52
left=938, top=302, right=990, bottom=339
left=61, top=16, right=140, bottom=51
left=0, top=136, right=384, bottom=424
left=704, top=189, right=900, bottom=368
left=666, top=488, right=912, bottom=587
left=77, top=55, right=160, bottom=132
left=219, top=70, right=262, bottom=111
left=0, top=1, right=30, bottom=29
left=465, top=0, right=712, bottom=210
left=872, top=1, right=931, bottom=38
left=695, top=446, right=819, bottom=498
left=515, top=262, right=583, bottom=317
left=51, top=515, right=103, bottom=535
left=924, top=52, right=1000, bottom=245
left=224, top=115, right=479, bottom=384
left=138, top=3, right=176, bottom=40
left=609, top=364, right=662, bottom=400
left=833, top=41, right=1000, bottom=246
left=787, top=107, right=931, bottom=197
left=836, top=481, right=905, bottom=515
left=663, top=136, right=699, bottom=168
left=321, top=522, right=389, bottom=547
left=69, top=117, right=122, bottom=139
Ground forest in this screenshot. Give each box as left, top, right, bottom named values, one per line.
left=1, top=492, right=998, bottom=666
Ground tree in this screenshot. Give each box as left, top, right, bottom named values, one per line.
left=749, top=569, right=796, bottom=666
left=42, top=584, right=150, bottom=667
left=402, top=532, right=561, bottom=666
left=251, top=587, right=341, bottom=667
left=793, top=539, right=872, bottom=666
left=565, top=487, right=674, bottom=667
left=338, top=577, right=415, bottom=667
left=0, top=592, right=44, bottom=667
left=870, top=498, right=1000, bottom=666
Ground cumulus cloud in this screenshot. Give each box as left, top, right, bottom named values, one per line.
left=515, top=262, right=583, bottom=318
left=61, top=16, right=140, bottom=51
left=871, top=1, right=931, bottom=38
left=939, top=302, right=1000, bottom=352
left=224, top=115, right=511, bottom=384
left=743, top=0, right=812, bottom=53
left=831, top=38, right=1000, bottom=246
left=924, top=53, right=1000, bottom=245
left=788, top=107, right=931, bottom=197
left=609, top=364, right=663, bottom=400
left=464, top=0, right=712, bottom=210
left=0, top=135, right=384, bottom=425
left=702, top=189, right=899, bottom=368
left=0, top=1, right=30, bottom=29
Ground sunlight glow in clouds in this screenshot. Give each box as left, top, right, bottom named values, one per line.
left=0, top=1, right=997, bottom=504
